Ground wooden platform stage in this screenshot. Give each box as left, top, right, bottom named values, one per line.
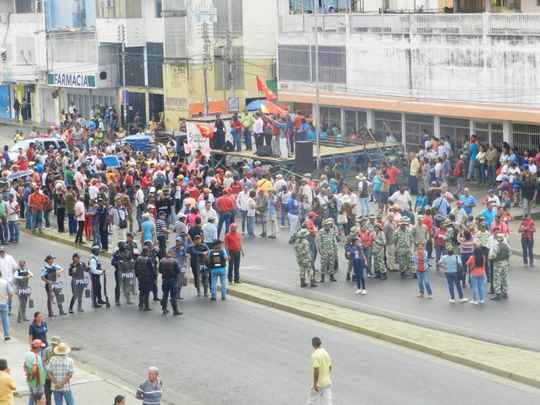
left=210, top=142, right=392, bottom=163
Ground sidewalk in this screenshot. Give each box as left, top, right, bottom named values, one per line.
left=1, top=337, right=134, bottom=405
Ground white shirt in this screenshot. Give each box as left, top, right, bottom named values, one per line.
left=135, top=189, right=146, bottom=207
left=0, top=254, right=18, bottom=283
left=253, top=117, right=264, bottom=134
left=0, top=278, right=13, bottom=305
left=74, top=201, right=85, bottom=221
left=389, top=191, right=412, bottom=211
left=236, top=191, right=250, bottom=211
left=7, top=201, right=19, bottom=221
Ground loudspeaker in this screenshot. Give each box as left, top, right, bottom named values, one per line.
left=295, top=141, right=314, bottom=173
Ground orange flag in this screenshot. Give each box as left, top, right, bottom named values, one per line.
left=196, top=124, right=214, bottom=139
left=256, top=76, right=274, bottom=102
left=265, top=101, right=287, bottom=116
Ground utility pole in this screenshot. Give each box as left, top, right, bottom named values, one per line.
left=118, top=24, right=127, bottom=128
left=202, top=22, right=210, bottom=116
left=226, top=0, right=236, bottom=110
left=313, top=0, right=321, bottom=171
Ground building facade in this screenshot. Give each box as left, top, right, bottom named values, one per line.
left=277, top=3, right=540, bottom=152
left=161, top=0, right=278, bottom=130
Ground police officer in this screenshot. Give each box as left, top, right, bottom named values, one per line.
left=295, top=229, right=316, bottom=288
left=68, top=253, right=89, bottom=314
left=14, top=261, right=33, bottom=323
left=143, top=240, right=161, bottom=302
left=489, top=233, right=511, bottom=301
left=89, top=245, right=105, bottom=308
left=187, top=235, right=210, bottom=297
left=135, top=246, right=154, bottom=311
left=317, top=218, right=338, bottom=282
left=168, top=237, right=187, bottom=300
left=41, top=255, right=66, bottom=317
left=112, top=242, right=135, bottom=305
left=159, top=250, right=182, bottom=316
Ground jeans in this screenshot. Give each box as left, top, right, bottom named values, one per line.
left=487, top=164, right=496, bottom=185
left=75, top=220, right=85, bottom=243
left=373, top=191, right=384, bottom=210
left=211, top=267, right=227, bottom=299
left=52, top=390, right=74, bottom=405
left=8, top=220, right=19, bottom=242
left=136, top=205, right=144, bottom=232
left=240, top=210, right=247, bottom=234
left=352, top=258, right=365, bottom=290
left=456, top=177, right=465, bottom=195
left=246, top=216, right=255, bottom=237
left=479, top=162, right=486, bottom=184
left=417, top=271, right=432, bottom=295
left=67, top=214, right=77, bottom=235
left=32, top=211, right=43, bottom=232
left=228, top=251, right=241, bottom=282
left=232, top=129, right=241, bottom=151
left=244, top=128, right=252, bottom=150
left=280, top=204, right=288, bottom=227
left=471, top=275, right=486, bottom=302
left=217, top=211, right=232, bottom=237
left=445, top=272, right=464, bottom=300
left=0, top=303, right=9, bottom=337
left=26, top=207, right=33, bottom=230
left=522, top=238, right=534, bottom=265
left=409, top=175, right=418, bottom=195
left=359, top=197, right=369, bottom=217
left=467, top=158, right=477, bottom=180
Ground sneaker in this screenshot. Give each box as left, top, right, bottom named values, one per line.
left=361, top=289, right=367, bottom=295
left=417, top=293, right=424, bottom=298
left=448, top=299, right=456, bottom=303
left=427, top=295, right=433, bottom=299
left=470, top=300, right=478, bottom=305
left=479, top=300, right=485, bottom=304
left=459, top=298, right=469, bottom=303
left=355, top=289, right=362, bottom=295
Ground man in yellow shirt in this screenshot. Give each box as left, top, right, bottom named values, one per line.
left=0, top=359, right=16, bottom=405
left=409, top=153, right=420, bottom=195
left=308, top=337, right=333, bottom=405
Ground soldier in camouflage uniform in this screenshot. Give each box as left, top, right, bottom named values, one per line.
left=489, top=233, right=511, bottom=300
left=384, top=217, right=398, bottom=272
left=317, top=218, right=339, bottom=282
left=372, top=222, right=387, bottom=279
left=295, top=229, right=317, bottom=288
left=394, top=217, right=414, bottom=278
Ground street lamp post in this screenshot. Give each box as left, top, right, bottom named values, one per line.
left=313, top=0, right=321, bottom=171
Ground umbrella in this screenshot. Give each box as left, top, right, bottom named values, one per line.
left=246, top=99, right=266, bottom=112
left=7, top=170, right=33, bottom=181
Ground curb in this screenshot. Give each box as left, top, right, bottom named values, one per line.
left=511, top=248, right=540, bottom=261
left=20, top=227, right=113, bottom=258
left=227, top=285, right=540, bottom=390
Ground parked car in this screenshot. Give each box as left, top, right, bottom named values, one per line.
left=8, top=137, right=69, bottom=161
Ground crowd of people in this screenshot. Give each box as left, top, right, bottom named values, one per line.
left=0, top=100, right=538, bottom=404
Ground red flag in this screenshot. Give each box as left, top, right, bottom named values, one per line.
left=196, top=124, right=214, bottom=139
left=256, top=75, right=266, bottom=92
left=265, top=102, right=287, bottom=116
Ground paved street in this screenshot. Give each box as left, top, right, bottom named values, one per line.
left=4, top=233, right=540, bottom=405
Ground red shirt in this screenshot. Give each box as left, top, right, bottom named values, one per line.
left=216, top=195, right=235, bottom=213
left=520, top=218, right=536, bottom=240
left=125, top=174, right=134, bottom=187
left=359, top=230, right=373, bottom=248
left=386, top=166, right=400, bottom=185
left=422, top=216, right=433, bottom=236
left=416, top=251, right=426, bottom=272
left=467, top=256, right=486, bottom=277
left=224, top=231, right=241, bottom=252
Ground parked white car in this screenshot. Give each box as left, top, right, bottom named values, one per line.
left=8, top=138, right=69, bottom=162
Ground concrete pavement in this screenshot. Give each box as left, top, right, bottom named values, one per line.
left=2, top=338, right=134, bottom=405
left=2, top=233, right=540, bottom=404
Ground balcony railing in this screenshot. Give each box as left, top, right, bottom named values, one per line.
left=280, top=13, right=540, bottom=35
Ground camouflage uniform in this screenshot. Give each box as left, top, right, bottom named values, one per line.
left=295, top=229, right=314, bottom=285
left=384, top=221, right=398, bottom=272
left=372, top=227, right=387, bottom=277
left=317, top=225, right=338, bottom=278
left=489, top=239, right=511, bottom=298
left=394, top=223, right=414, bottom=275
left=345, top=231, right=357, bottom=281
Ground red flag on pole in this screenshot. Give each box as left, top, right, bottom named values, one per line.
left=256, top=75, right=266, bottom=92
left=196, top=124, right=214, bottom=139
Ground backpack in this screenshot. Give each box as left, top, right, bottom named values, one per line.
left=154, top=173, right=166, bottom=188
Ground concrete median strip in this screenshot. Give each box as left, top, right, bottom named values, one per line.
left=228, top=283, right=540, bottom=389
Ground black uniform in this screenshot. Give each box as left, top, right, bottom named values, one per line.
left=14, top=269, right=32, bottom=322
left=41, top=264, right=66, bottom=317
left=135, top=254, right=154, bottom=311
left=188, top=243, right=209, bottom=297
left=158, top=257, right=181, bottom=315
left=112, top=248, right=135, bottom=305
left=68, top=262, right=89, bottom=313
